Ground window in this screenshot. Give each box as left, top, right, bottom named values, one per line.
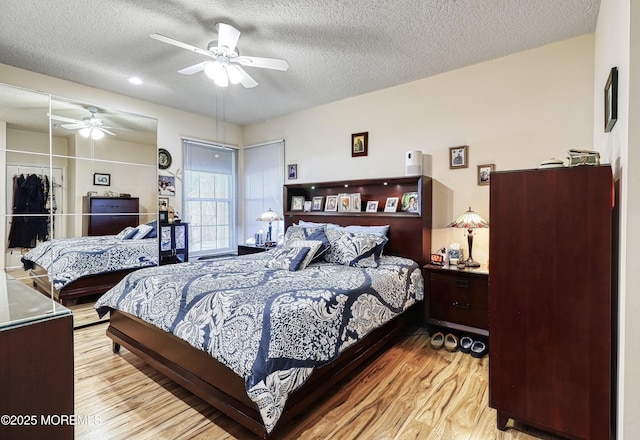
left=243, top=140, right=284, bottom=244
left=183, top=139, right=237, bottom=257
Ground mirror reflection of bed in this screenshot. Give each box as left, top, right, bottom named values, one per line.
left=1, top=82, right=158, bottom=328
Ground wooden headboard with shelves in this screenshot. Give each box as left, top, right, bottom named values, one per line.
left=284, top=176, right=432, bottom=266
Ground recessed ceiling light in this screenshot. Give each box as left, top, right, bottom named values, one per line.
left=128, top=76, right=143, bottom=85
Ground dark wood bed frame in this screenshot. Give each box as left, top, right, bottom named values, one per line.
left=104, top=176, right=432, bottom=439
left=29, top=263, right=140, bottom=306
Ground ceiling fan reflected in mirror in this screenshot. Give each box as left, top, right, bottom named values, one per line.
left=150, top=23, right=289, bottom=88
left=50, top=106, right=116, bottom=140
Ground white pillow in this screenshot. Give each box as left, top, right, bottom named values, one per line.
left=131, top=223, right=154, bottom=240
left=116, top=226, right=137, bottom=239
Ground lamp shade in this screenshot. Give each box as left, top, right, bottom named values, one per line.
left=257, top=208, right=282, bottom=223
left=446, top=207, right=489, bottom=229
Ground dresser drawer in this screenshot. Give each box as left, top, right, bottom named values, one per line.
left=89, top=198, right=139, bottom=213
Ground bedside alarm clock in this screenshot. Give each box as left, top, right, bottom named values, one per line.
left=430, top=253, right=445, bottom=266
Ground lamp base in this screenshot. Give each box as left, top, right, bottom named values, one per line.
left=463, top=258, right=481, bottom=268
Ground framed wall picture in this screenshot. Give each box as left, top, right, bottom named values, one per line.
left=351, top=132, right=368, bottom=157
left=291, top=196, right=304, bottom=211
left=366, top=201, right=379, bottom=212
left=303, top=201, right=312, bottom=212
left=325, top=195, right=338, bottom=211
left=338, top=193, right=351, bottom=212
left=158, top=175, right=176, bottom=196
left=477, top=164, right=495, bottom=186
left=604, top=66, right=618, bottom=132
left=384, top=197, right=399, bottom=212
left=287, top=164, right=298, bottom=179
left=449, top=145, right=469, bottom=169
left=312, top=196, right=324, bottom=211
left=93, top=173, right=110, bottom=186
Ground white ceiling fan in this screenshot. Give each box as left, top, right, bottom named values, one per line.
left=50, top=106, right=115, bottom=140
left=150, top=23, right=289, bottom=88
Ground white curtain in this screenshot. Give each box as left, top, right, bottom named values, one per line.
left=243, top=140, right=284, bottom=244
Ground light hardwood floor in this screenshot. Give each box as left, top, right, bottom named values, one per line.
left=72, top=319, right=565, bottom=440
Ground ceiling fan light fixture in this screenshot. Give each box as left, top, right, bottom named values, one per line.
left=91, top=128, right=104, bottom=140
left=79, top=127, right=91, bottom=138
left=204, top=61, right=229, bottom=87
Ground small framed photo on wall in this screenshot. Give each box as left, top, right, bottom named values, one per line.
left=477, top=164, right=495, bottom=186
left=366, top=201, right=379, bottom=212
left=351, top=132, right=368, bottom=157
left=449, top=145, right=469, bottom=169
left=158, top=175, right=176, bottom=196
left=93, top=173, right=110, bottom=186
left=604, top=67, right=618, bottom=132
left=287, top=164, right=298, bottom=179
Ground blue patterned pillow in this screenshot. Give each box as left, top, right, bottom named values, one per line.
left=288, top=240, right=323, bottom=269
left=266, top=240, right=323, bottom=271
left=265, top=246, right=311, bottom=271
left=282, top=225, right=328, bottom=261
left=323, top=229, right=388, bottom=268
left=305, top=228, right=331, bottom=261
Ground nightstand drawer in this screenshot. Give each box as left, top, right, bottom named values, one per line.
left=429, top=273, right=488, bottom=310
left=424, top=265, right=489, bottom=335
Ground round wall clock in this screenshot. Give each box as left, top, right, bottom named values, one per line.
left=158, top=148, right=172, bottom=169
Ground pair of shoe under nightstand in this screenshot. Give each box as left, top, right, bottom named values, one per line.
left=423, top=264, right=489, bottom=338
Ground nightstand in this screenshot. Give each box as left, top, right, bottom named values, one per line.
left=238, top=244, right=269, bottom=255
left=423, top=264, right=489, bottom=337
left=159, top=222, right=189, bottom=265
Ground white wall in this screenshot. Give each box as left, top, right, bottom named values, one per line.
left=595, top=0, right=638, bottom=438
left=244, top=35, right=595, bottom=265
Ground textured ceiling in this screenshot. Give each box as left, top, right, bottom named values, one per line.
left=0, top=0, right=600, bottom=126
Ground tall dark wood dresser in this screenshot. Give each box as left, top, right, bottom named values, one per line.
left=489, top=165, right=613, bottom=440
left=82, top=196, right=139, bottom=236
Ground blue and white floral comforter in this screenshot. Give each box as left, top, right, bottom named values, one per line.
left=22, top=236, right=157, bottom=290
left=95, top=252, right=423, bottom=433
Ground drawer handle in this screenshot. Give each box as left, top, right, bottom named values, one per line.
left=456, top=280, right=469, bottom=288
left=453, top=301, right=470, bottom=309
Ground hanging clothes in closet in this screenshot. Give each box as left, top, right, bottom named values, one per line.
left=8, top=173, right=51, bottom=248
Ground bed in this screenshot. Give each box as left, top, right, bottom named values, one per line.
left=21, top=224, right=158, bottom=305
left=94, top=208, right=430, bottom=439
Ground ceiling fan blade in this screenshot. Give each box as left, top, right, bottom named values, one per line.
left=50, top=114, right=82, bottom=124
left=149, top=33, right=214, bottom=59
left=235, top=56, right=289, bottom=71
left=235, top=66, right=258, bottom=88
left=178, top=61, right=208, bottom=75
left=98, top=127, right=116, bottom=136
left=216, top=23, right=241, bottom=54
left=61, top=123, right=87, bottom=130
